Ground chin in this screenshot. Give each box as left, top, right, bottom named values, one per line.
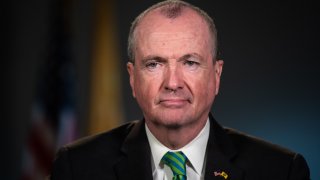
left=154, top=119, right=185, bottom=129
left=151, top=111, right=193, bottom=128
left=162, top=122, right=183, bottom=129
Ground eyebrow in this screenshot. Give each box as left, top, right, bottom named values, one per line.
left=141, top=53, right=203, bottom=63
left=178, top=53, right=203, bottom=62
left=141, top=55, right=167, bottom=64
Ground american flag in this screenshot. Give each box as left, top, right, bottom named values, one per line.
left=21, top=0, right=78, bottom=179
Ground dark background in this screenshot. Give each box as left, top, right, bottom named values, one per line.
left=117, top=1, right=320, bottom=179
left=2, top=0, right=319, bottom=179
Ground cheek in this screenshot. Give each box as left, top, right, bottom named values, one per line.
left=187, top=71, right=216, bottom=103
left=205, top=73, right=217, bottom=98
left=134, top=72, right=161, bottom=105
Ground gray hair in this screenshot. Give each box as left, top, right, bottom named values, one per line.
left=127, top=0, right=219, bottom=63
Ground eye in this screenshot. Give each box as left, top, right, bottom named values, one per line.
left=184, top=60, right=198, bottom=66
left=145, top=61, right=161, bottom=70
left=183, top=60, right=200, bottom=70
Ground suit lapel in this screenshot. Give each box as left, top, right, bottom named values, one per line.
left=204, top=114, right=244, bottom=180
left=113, top=115, right=244, bottom=180
left=114, top=120, right=153, bottom=180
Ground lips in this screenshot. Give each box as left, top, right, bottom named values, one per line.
left=159, top=98, right=190, bottom=108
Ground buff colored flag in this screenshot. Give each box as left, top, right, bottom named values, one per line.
left=88, top=0, right=123, bottom=135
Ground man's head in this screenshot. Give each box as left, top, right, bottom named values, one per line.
left=128, top=0, right=219, bottom=63
left=127, top=0, right=223, bottom=132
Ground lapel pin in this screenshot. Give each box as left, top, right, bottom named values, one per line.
left=214, top=171, right=228, bottom=179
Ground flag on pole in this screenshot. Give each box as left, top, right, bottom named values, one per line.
left=21, top=0, right=78, bottom=179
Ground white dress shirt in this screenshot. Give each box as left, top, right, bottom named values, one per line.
left=145, top=119, right=210, bottom=180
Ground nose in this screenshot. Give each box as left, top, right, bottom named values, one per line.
left=163, top=63, right=184, bottom=92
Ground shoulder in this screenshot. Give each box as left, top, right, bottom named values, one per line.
left=60, top=120, right=140, bottom=156
left=223, top=127, right=310, bottom=179
left=224, top=127, right=296, bottom=157
left=50, top=120, right=141, bottom=179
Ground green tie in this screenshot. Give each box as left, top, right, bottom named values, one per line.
left=161, top=151, right=188, bottom=180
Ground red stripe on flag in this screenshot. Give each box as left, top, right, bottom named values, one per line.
left=27, top=121, right=55, bottom=175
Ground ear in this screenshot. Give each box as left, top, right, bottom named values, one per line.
left=214, top=60, right=224, bottom=95
left=127, top=62, right=136, bottom=97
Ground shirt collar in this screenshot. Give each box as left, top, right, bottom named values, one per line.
left=145, top=118, right=210, bottom=175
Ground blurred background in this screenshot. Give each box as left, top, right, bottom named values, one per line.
left=2, top=0, right=319, bottom=179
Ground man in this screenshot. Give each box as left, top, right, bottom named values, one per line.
left=50, top=0, right=310, bottom=179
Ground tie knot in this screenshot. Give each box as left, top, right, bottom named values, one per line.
left=162, top=151, right=187, bottom=180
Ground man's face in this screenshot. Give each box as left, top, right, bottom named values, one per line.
left=127, top=9, right=223, bottom=129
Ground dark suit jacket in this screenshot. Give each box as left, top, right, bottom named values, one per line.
left=50, top=114, right=310, bottom=180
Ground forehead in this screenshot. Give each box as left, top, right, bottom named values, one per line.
left=135, top=8, right=212, bottom=57
left=139, top=7, right=207, bottom=27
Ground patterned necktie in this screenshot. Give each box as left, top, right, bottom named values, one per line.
left=161, top=151, right=188, bottom=180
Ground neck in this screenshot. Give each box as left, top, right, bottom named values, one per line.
left=146, top=117, right=208, bottom=150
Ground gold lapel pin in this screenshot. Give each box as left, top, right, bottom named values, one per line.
left=214, top=171, right=228, bottom=179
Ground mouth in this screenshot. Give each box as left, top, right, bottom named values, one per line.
left=159, top=98, right=190, bottom=108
